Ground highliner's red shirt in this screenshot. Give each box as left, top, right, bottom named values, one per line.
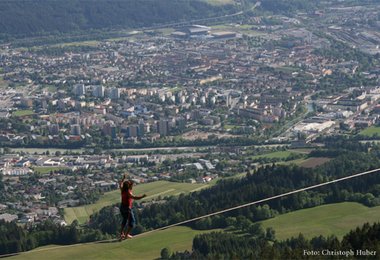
left=121, top=189, right=133, bottom=208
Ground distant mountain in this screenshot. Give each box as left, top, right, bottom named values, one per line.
left=0, top=0, right=235, bottom=38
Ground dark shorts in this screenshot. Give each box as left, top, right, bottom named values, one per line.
left=120, top=205, right=136, bottom=227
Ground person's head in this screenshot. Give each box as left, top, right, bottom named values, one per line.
left=122, top=180, right=134, bottom=191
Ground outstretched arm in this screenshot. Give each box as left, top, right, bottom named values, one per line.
left=131, top=193, right=147, bottom=200
left=119, top=175, right=126, bottom=191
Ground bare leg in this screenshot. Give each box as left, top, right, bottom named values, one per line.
left=125, top=226, right=132, bottom=237
left=120, top=224, right=125, bottom=237
left=125, top=210, right=133, bottom=238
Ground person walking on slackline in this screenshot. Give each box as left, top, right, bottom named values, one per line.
left=119, top=175, right=146, bottom=240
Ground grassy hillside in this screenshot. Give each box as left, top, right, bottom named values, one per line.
left=261, top=202, right=380, bottom=240
left=0, top=0, right=234, bottom=39
left=10, top=226, right=218, bottom=260
left=11, top=202, right=380, bottom=259
left=64, top=181, right=210, bottom=224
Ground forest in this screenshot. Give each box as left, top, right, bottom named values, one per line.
left=0, top=0, right=232, bottom=40
left=0, top=220, right=107, bottom=255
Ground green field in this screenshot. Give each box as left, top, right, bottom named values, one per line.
left=261, top=202, right=380, bottom=240
left=10, top=226, right=218, bottom=260
left=32, top=167, right=69, bottom=174
left=64, top=181, right=210, bottom=224
left=12, top=110, right=35, bottom=117
left=251, top=150, right=299, bottom=160
left=11, top=148, right=84, bottom=154
left=277, top=158, right=308, bottom=166
left=203, top=0, right=234, bottom=5
left=359, top=126, right=380, bottom=137
left=44, top=85, right=58, bottom=92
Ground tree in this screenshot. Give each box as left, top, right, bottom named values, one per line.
left=160, top=247, right=171, bottom=259
left=265, top=227, right=276, bottom=241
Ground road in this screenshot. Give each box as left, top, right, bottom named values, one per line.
left=10, top=142, right=289, bottom=155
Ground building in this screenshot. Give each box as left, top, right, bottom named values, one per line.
left=49, top=124, right=60, bottom=135
left=0, top=213, right=18, bottom=222
left=238, top=108, right=267, bottom=121
left=138, top=120, right=146, bottom=136
left=107, top=87, right=121, bottom=100
left=179, top=25, right=210, bottom=36
left=92, top=85, right=105, bottom=98
left=103, top=122, right=117, bottom=138
left=74, top=84, right=85, bottom=96
left=127, top=125, right=139, bottom=138
left=211, top=31, right=237, bottom=39
left=191, top=110, right=201, bottom=121
left=20, top=98, right=33, bottom=108
left=70, top=124, right=81, bottom=136
left=0, top=112, right=10, bottom=118
left=157, top=119, right=169, bottom=137
left=176, top=117, right=186, bottom=131
left=1, top=167, right=33, bottom=176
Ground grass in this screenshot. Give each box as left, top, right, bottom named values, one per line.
left=203, top=0, right=234, bottom=5
left=359, top=126, right=380, bottom=137
left=53, top=40, right=99, bottom=48
left=261, top=202, right=380, bottom=240
left=299, top=157, right=331, bottom=168
left=156, top=28, right=175, bottom=35
left=10, top=148, right=84, bottom=154
left=32, top=167, right=69, bottom=174
left=43, top=85, right=57, bottom=92
left=12, top=110, right=35, bottom=117
left=278, top=158, right=308, bottom=166
left=64, top=181, right=210, bottom=224
left=10, top=226, right=219, bottom=260
left=223, top=124, right=236, bottom=130
left=277, top=157, right=330, bottom=168
left=251, top=150, right=298, bottom=160
left=0, top=77, right=8, bottom=89
left=12, top=202, right=380, bottom=259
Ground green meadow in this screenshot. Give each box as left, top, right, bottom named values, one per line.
left=10, top=226, right=219, bottom=260
left=261, top=202, right=380, bottom=240
left=12, top=110, right=35, bottom=117
left=359, top=126, right=380, bottom=137
left=11, top=202, right=380, bottom=259
left=32, top=167, right=69, bottom=174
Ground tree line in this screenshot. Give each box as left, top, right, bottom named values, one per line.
left=0, top=220, right=108, bottom=255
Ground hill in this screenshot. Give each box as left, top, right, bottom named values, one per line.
left=9, top=202, right=380, bottom=259
left=0, top=0, right=234, bottom=39
left=9, top=226, right=218, bottom=260
left=261, top=202, right=380, bottom=240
